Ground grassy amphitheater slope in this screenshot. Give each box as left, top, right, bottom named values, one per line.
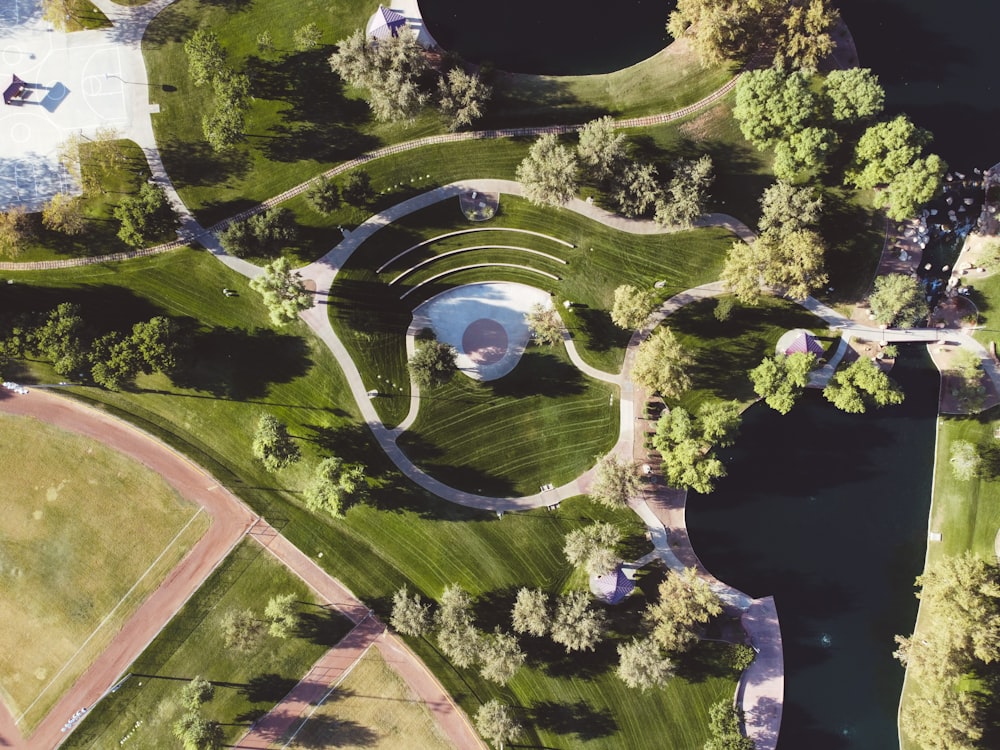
left=0, top=413, right=209, bottom=732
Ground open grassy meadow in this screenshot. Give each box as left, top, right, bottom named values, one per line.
left=0, top=413, right=208, bottom=732
left=287, top=647, right=453, bottom=750
left=64, top=539, right=351, bottom=749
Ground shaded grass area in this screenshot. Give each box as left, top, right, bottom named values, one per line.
left=64, top=0, right=111, bottom=31
left=64, top=539, right=349, bottom=749
left=285, top=646, right=453, bottom=750
left=14, top=140, right=175, bottom=263
left=399, top=345, right=619, bottom=496
left=0, top=413, right=207, bottom=731
left=328, top=195, right=734, bottom=425
left=2, top=254, right=737, bottom=749
left=667, top=295, right=832, bottom=413
left=141, top=0, right=741, bottom=225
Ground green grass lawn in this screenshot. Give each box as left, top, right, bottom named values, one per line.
left=140, top=0, right=740, bottom=226
left=64, top=539, right=351, bottom=749
left=329, top=195, right=734, bottom=426
left=13, top=140, right=177, bottom=264
left=65, top=0, right=111, bottom=31
left=1, top=251, right=740, bottom=748
left=666, top=295, right=833, bottom=412
left=286, top=647, right=453, bottom=750
left=0, top=413, right=208, bottom=731
left=399, top=345, right=619, bottom=496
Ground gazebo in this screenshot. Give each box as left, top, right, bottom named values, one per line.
left=3, top=75, right=26, bottom=105
left=590, top=565, right=636, bottom=605
left=784, top=331, right=825, bottom=357
left=366, top=5, right=408, bottom=41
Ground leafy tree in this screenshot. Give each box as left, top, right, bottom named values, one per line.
left=511, top=588, right=550, bottom=637
left=221, top=608, right=264, bottom=651
left=823, top=357, right=904, bottom=414
left=479, top=628, right=525, bottom=685
left=655, top=155, right=714, bottom=228
left=950, top=350, right=987, bottom=411
left=590, top=453, right=642, bottom=508
left=776, top=0, right=839, bottom=71
left=173, top=711, right=224, bottom=750
left=0, top=206, right=32, bottom=259
left=846, top=115, right=933, bottom=190
left=550, top=591, right=606, bottom=653
left=611, top=284, right=657, bottom=330
left=525, top=303, right=562, bottom=345
left=329, top=28, right=429, bottom=122
left=303, top=456, right=367, bottom=517
left=631, top=326, right=694, bottom=399
left=721, top=230, right=828, bottom=305
left=749, top=352, right=816, bottom=414
left=645, top=567, right=723, bottom=653
left=306, top=177, right=340, bottom=214
left=343, top=170, right=375, bottom=206
left=733, top=68, right=816, bottom=150
left=824, top=68, right=885, bottom=123
left=516, top=133, right=579, bottom=206
left=114, top=182, right=172, bottom=248
left=434, top=584, right=481, bottom=668
left=867, top=273, right=927, bottom=327
left=89, top=332, right=139, bottom=391
left=41, top=193, right=85, bottom=236
left=293, top=22, right=322, bottom=51
left=667, top=0, right=759, bottom=65
left=714, top=295, right=736, bottom=323
left=899, top=686, right=982, bottom=750
left=437, top=68, right=492, bottom=131
left=249, top=257, right=313, bottom=326
left=616, top=637, right=674, bottom=691
left=563, top=522, right=622, bottom=576
left=758, top=181, right=823, bottom=237
left=221, top=208, right=298, bottom=258
left=885, top=154, right=947, bottom=221
left=391, top=585, right=432, bottom=637
left=203, top=70, right=250, bottom=151
left=184, top=29, right=227, bottom=87
left=256, top=31, right=274, bottom=53
left=950, top=440, right=981, bottom=482
left=252, top=414, right=301, bottom=471
left=576, top=116, right=626, bottom=182
left=653, top=403, right=740, bottom=494
left=704, top=699, right=756, bottom=750
left=475, top=700, right=522, bottom=750
left=131, top=316, right=180, bottom=374
left=58, top=127, right=125, bottom=194
left=41, top=0, right=75, bottom=31
left=265, top=593, right=300, bottom=638
left=180, top=676, right=215, bottom=712
left=408, top=339, right=458, bottom=389
left=614, top=162, right=661, bottom=218
left=772, top=126, right=837, bottom=182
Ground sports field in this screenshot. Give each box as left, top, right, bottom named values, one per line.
left=0, top=413, right=208, bottom=731
left=288, top=647, right=453, bottom=750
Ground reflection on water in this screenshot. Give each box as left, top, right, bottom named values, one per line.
left=687, top=351, right=938, bottom=749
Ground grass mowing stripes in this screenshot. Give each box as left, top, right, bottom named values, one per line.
left=64, top=539, right=350, bottom=750
left=0, top=414, right=208, bottom=731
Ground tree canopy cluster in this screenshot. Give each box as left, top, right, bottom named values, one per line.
left=408, top=337, right=459, bottom=389
left=589, top=453, right=642, bottom=508
left=0, top=303, right=181, bottom=390
left=219, top=208, right=298, bottom=259
left=749, top=352, right=816, bottom=413
left=184, top=29, right=251, bottom=151
left=822, top=357, right=904, bottom=414
left=114, top=182, right=175, bottom=248
left=329, top=30, right=492, bottom=128
left=894, top=554, right=1000, bottom=750
left=645, top=567, right=725, bottom=653
left=632, top=327, right=694, bottom=400
left=652, top=402, right=741, bottom=493
left=563, top=522, right=622, bottom=576
left=249, top=257, right=313, bottom=326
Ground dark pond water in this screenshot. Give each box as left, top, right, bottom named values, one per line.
left=418, top=0, right=672, bottom=74
left=686, top=351, right=939, bottom=749
left=838, top=0, right=1000, bottom=169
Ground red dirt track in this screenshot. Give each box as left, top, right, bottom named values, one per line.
left=0, top=389, right=256, bottom=750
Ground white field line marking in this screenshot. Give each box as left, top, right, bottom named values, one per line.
left=15, top=506, right=206, bottom=724
left=277, top=639, right=377, bottom=750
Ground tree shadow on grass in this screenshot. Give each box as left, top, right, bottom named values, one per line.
left=0, top=283, right=166, bottom=334
left=296, top=606, right=353, bottom=647
left=529, top=699, right=617, bottom=741
left=241, top=673, right=299, bottom=704
left=171, top=326, right=312, bottom=400
left=286, top=716, right=379, bottom=749
left=491, top=351, right=585, bottom=398
left=158, top=138, right=251, bottom=192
